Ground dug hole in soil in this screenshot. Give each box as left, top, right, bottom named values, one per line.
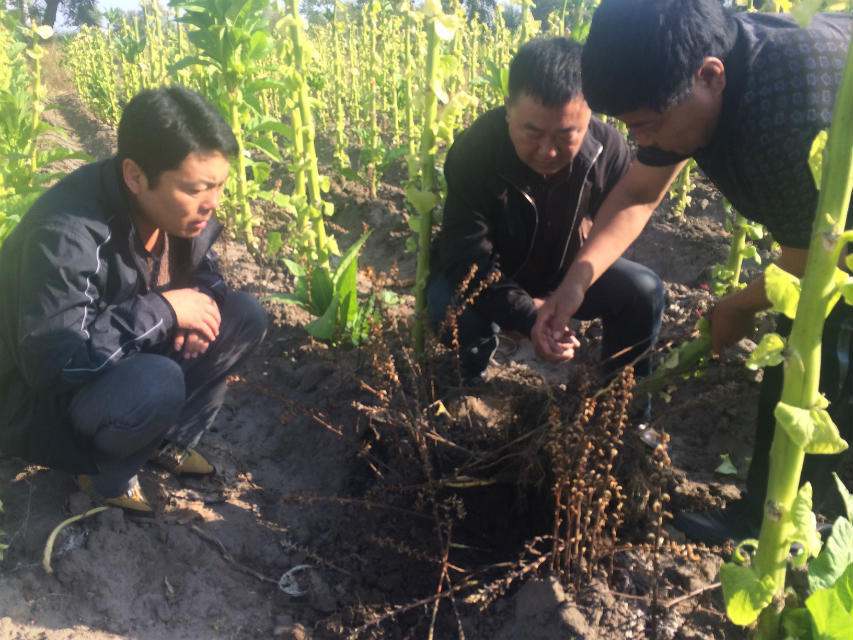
left=2, top=44, right=829, bottom=640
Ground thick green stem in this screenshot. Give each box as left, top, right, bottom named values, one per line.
left=290, top=0, right=329, bottom=269
left=722, top=211, right=749, bottom=294
left=751, top=36, right=853, bottom=639
left=413, top=15, right=441, bottom=354
left=229, top=96, right=253, bottom=247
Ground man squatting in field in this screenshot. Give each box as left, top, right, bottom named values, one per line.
left=534, top=0, right=853, bottom=545
left=429, top=37, right=665, bottom=406
left=0, top=86, right=268, bottom=519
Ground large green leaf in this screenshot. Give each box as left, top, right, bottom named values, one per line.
left=809, top=517, right=853, bottom=593
left=747, top=333, right=786, bottom=370
left=765, top=263, right=801, bottom=319
left=332, top=231, right=371, bottom=291
left=305, top=293, right=339, bottom=342
left=789, top=483, right=823, bottom=567
left=805, top=565, right=853, bottom=640
left=309, top=266, right=334, bottom=316
left=775, top=400, right=849, bottom=454
left=720, top=562, right=776, bottom=626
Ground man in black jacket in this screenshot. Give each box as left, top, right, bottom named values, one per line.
left=430, top=38, right=664, bottom=386
left=0, top=87, right=267, bottom=518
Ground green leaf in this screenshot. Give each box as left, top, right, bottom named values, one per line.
left=304, top=293, right=339, bottom=342
left=805, top=566, right=853, bottom=640
left=246, top=136, right=282, bottom=163
left=747, top=333, right=787, bottom=370
left=266, top=231, right=283, bottom=258
left=715, top=453, right=739, bottom=475
left=282, top=258, right=305, bottom=278
left=809, top=517, right=853, bottom=593
left=790, top=483, right=822, bottom=567
left=308, top=267, right=334, bottom=316
left=379, top=290, right=401, bottom=306
left=247, top=30, right=272, bottom=60
left=839, top=277, right=853, bottom=306
left=774, top=401, right=849, bottom=454
left=262, top=291, right=308, bottom=310
left=720, top=562, right=776, bottom=626
left=765, top=263, right=802, bottom=319
left=332, top=231, right=371, bottom=291
left=808, top=129, right=829, bottom=188
left=835, top=473, right=853, bottom=522
left=780, top=606, right=812, bottom=639
left=406, top=187, right=439, bottom=216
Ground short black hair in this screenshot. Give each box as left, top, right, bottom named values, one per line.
left=581, top=0, right=737, bottom=115
left=117, top=86, right=238, bottom=187
left=508, top=37, right=584, bottom=107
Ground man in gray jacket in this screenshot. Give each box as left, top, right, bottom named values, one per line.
left=0, top=86, right=267, bottom=518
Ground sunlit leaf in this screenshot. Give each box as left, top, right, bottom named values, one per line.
left=808, top=129, right=829, bottom=188
left=765, top=263, right=801, bottom=319
left=720, top=563, right=776, bottom=626
left=775, top=401, right=849, bottom=454
left=789, top=483, right=822, bottom=567
left=746, top=333, right=786, bottom=370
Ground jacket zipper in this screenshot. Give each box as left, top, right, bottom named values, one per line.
left=497, top=140, right=603, bottom=279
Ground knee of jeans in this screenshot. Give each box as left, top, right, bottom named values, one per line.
left=132, top=356, right=187, bottom=419
left=634, top=271, right=665, bottom=320
left=224, top=291, right=268, bottom=344
left=72, top=355, right=186, bottom=435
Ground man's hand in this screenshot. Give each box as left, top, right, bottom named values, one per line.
left=709, top=294, right=756, bottom=354
left=531, top=283, right=585, bottom=363
left=173, top=329, right=211, bottom=359
left=161, top=288, right=221, bottom=342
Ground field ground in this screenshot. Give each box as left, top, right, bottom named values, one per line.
left=0, top=49, right=815, bottom=640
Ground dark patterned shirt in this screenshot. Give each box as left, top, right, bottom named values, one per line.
left=639, top=12, right=852, bottom=248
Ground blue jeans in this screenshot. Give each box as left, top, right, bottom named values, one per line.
left=69, top=290, right=267, bottom=496
left=427, top=258, right=664, bottom=380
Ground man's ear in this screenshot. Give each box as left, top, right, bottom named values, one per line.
left=697, top=57, right=726, bottom=95
left=504, top=96, right=511, bottom=121
left=122, top=158, right=147, bottom=196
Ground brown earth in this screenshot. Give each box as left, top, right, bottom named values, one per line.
left=0, top=43, right=790, bottom=640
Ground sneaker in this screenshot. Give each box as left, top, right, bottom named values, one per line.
left=76, top=474, right=154, bottom=520
left=672, top=499, right=760, bottom=546
left=149, top=442, right=215, bottom=478
left=460, top=335, right=498, bottom=381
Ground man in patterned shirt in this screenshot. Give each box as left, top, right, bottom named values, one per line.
left=532, top=0, right=852, bottom=543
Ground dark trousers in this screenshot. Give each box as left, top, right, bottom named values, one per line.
left=427, top=257, right=665, bottom=379
left=745, top=302, right=853, bottom=515
left=69, top=290, right=267, bottom=496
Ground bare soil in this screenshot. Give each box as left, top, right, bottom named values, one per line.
left=0, top=46, right=782, bottom=640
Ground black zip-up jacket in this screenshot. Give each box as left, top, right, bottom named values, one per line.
left=0, top=158, right=227, bottom=471
left=437, top=107, right=632, bottom=336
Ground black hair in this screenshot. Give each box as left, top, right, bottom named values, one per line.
left=581, top=0, right=737, bottom=115
left=117, top=86, right=238, bottom=187
left=508, top=37, right=584, bottom=107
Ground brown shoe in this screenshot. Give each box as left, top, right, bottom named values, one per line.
left=76, top=474, right=155, bottom=520
left=149, top=442, right=215, bottom=478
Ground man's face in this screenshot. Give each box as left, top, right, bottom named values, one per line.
left=617, top=75, right=723, bottom=156
left=126, top=150, right=230, bottom=239
left=506, top=92, right=592, bottom=177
